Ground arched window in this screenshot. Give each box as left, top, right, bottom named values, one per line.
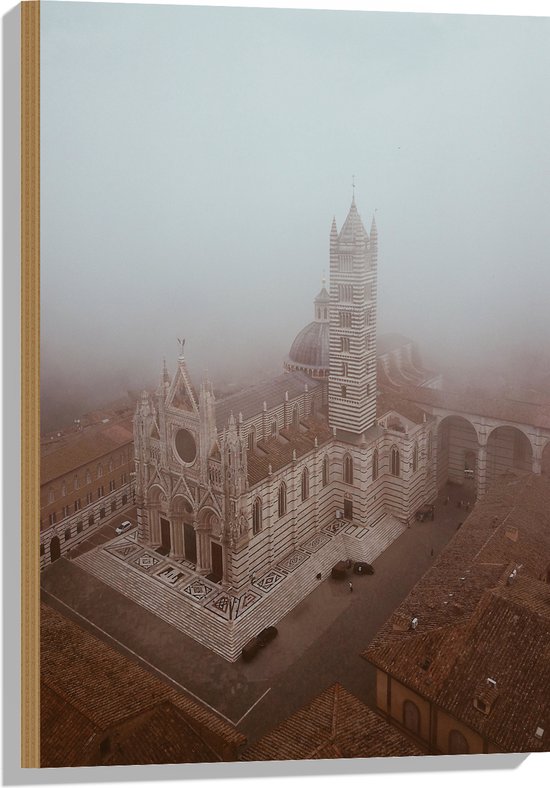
left=301, top=467, right=310, bottom=501
left=322, top=455, right=329, bottom=487
left=64, top=528, right=71, bottom=542
left=73, top=474, right=79, bottom=490
left=448, top=729, right=470, bottom=755
left=372, top=448, right=379, bottom=481
left=61, top=481, right=67, bottom=497
left=292, top=406, right=299, bottom=428
left=108, top=459, right=114, bottom=473
left=343, top=454, right=354, bottom=485
left=97, top=464, right=103, bottom=478
left=341, top=336, right=350, bottom=353
left=252, top=497, right=262, bottom=534
left=342, top=361, right=349, bottom=376
left=48, top=487, right=55, bottom=504
left=403, top=700, right=420, bottom=735
left=412, top=443, right=419, bottom=473
left=341, top=385, right=347, bottom=399
left=427, top=432, right=433, bottom=460
left=323, top=308, right=328, bottom=319
left=278, top=482, right=287, bottom=517
left=271, top=420, right=277, bottom=435
left=86, top=470, right=92, bottom=485
left=391, top=446, right=400, bottom=477
left=247, top=426, right=256, bottom=451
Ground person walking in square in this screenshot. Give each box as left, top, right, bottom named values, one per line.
left=349, top=581, right=353, bottom=593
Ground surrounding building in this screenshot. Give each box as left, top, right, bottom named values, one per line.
left=362, top=471, right=550, bottom=755
left=241, top=683, right=422, bottom=761
left=40, top=411, right=135, bottom=567
left=40, top=602, right=245, bottom=766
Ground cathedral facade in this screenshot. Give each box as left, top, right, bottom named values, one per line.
left=133, top=197, right=438, bottom=596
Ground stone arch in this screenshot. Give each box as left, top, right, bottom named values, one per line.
left=436, top=415, right=479, bottom=491
left=486, top=425, right=533, bottom=486
left=147, top=483, right=168, bottom=549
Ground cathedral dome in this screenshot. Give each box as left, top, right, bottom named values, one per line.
left=284, top=285, right=330, bottom=379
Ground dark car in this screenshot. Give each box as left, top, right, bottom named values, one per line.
left=354, top=561, right=374, bottom=575
left=257, top=626, right=278, bottom=647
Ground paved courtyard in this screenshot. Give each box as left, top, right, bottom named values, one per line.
left=41, top=484, right=469, bottom=748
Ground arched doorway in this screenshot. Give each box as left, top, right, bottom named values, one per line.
left=50, top=535, right=61, bottom=563
left=147, top=484, right=167, bottom=549
left=486, top=426, right=532, bottom=487
left=436, top=416, right=478, bottom=492
left=173, top=495, right=196, bottom=564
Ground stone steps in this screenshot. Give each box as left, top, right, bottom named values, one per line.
left=74, top=511, right=407, bottom=662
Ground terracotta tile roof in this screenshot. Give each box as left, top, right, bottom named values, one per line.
left=241, top=683, right=422, bottom=761
left=40, top=603, right=245, bottom=765
left=247, top=415, right=333, bottom=486
left=215, top=371, right=320, bottom=430
left=105, top=702, right=219, bottom=765
left=377, top=389, right=430, bottom=426
left=401, top=385, right=550, bottom=430
left=363, top=472, right=550, bottom=752
left=41, top=418, right=134, bottom=485
left=40, top=683, right=99, bottom=768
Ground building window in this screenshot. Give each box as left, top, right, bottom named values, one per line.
left=271, top=420, right=277, bottom=435
left=40, top=543, right=45, bottom=557
left=412, top=443, right=419, bottom=473
left=111, top=500, right=117, bottom=513
left=64, top=528, right=71, bottom=542
left=97, top=464, right=103, bottom=478
left=121, top=473, right=128, bottom=485
left=322, top=455, right=329, bottom=487
left=448, top=730, right=470, bottom=755
left=48, top=512, right=56, bottom=526
left=100, top=508, right=106, bottom=519
left=339, top=311, right=352, bottom=328
left=74, top=499, right=81, bottom=512
left=109, top=480, right=116, bottom=492
left=61, top=481, right=67, bottom=497
left=341, top=361, right=349, bottom=377
left=343, top=454, right=354, bottom=485
left=372, top=448, right=379, bottom=480
left=73, top=474, right=79, bottom=490
left=88, top=514, right=94, bottom=527
left=247, top=427, right=256, bottom=451
left=86, top=492, right=93, bottom=505
left=292, top=406, right=299, bottom=428
left=367, top=308, right=375, bottom=326
left=339, top=254, right=353, bottom=272
left=403, top=700, right=420, bottom=735
left=340, top=336, right=350, bottom=353
left=323, top=308, right=328, bottom=319
left=341, top=385, right=347, bottom=399
left=252, top=497, right=262, bottom=535
left=97, top=486, right=104, bottom=498
left=48, top=487, right=55, bottom=504
left=301, top=467, right=310, bottom=501
left=278, top=482, right=287, bottom=518
left=391, top=446, right=400, bottom=477
left=108, top=459, right=114, bottom=473
left=86, top=470, right=92, bottom=485
left=344, top=498, right=353, bottom=520
left=339, top=284, right=353, bottom=302
left=427, top=432, right=433, bottom=460
left=77, top=521, right=83, bottom=533
left=62, top=505, right=70, bottom=518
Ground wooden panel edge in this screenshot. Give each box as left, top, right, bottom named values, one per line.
left=21, top=0, right=40, bottom=769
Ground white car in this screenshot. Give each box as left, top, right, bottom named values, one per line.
left=115, top=520, right=133, bottom=535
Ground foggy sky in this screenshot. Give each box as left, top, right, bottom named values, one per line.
left=41, top=2, right=550, bottom=427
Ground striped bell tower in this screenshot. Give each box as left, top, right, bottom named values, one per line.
left=328, top=193, right=378, bottom=438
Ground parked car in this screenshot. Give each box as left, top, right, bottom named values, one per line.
left=257, top=626, right=278, bottom=646
left=115, top=520, right=133, bottom=535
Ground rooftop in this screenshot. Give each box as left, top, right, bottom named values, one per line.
left=241, top=683, right=422, bottom=761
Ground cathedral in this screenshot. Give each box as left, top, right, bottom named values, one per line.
left=131, top=195, right=439, bottom=657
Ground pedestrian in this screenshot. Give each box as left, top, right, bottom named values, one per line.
left=349, top=581, right=353, bottom=593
